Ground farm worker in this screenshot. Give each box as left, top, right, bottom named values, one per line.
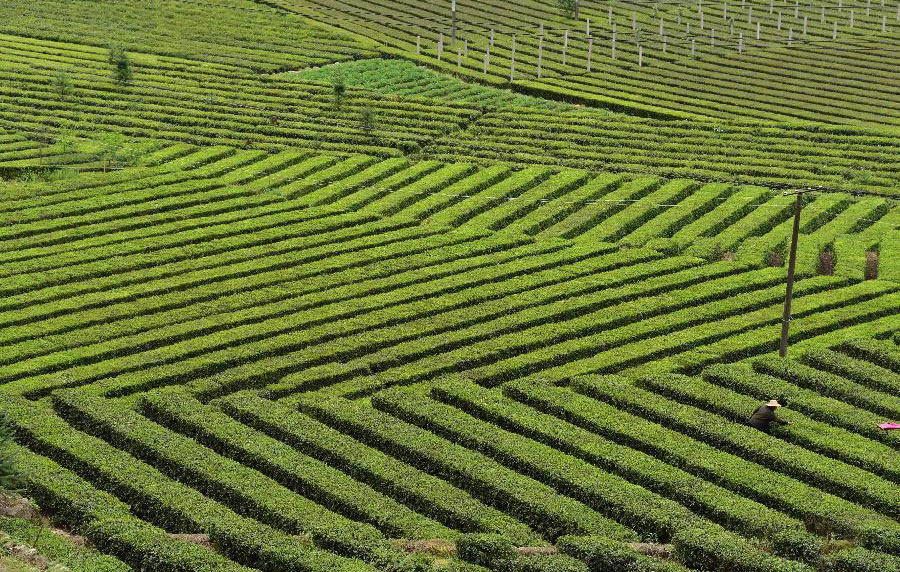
left=748, top=399, right=791, bottom=434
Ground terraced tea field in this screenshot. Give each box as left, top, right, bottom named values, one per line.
left=1, top=1, right=898, bottom=571
left=267, top=0, right=900, bottom=125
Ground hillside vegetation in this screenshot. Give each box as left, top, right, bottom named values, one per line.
left=0, top=0, right=896, bottom=571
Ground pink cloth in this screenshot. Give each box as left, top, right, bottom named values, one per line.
left=879, top=422, right=900, bottom=430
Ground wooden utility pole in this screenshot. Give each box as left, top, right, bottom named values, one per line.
left=779, top=190, right=811, bottom=357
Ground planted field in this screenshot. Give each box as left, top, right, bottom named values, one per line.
left=0, top=147, right=897, bottom=570
left=2, top=1, right=899, bottom=571
left=0, top=0, right=375, bottom=72
left=268, top=0, right=900, bottom=125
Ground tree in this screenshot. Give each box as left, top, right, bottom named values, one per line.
left=359, top=107, right=375, bottom=134
left=0, top=414, right=24, bottom=497
left=53, top=70, right=74, bottom=100
left=96, top=131, right=126, bottom=172
left=332, top=70, right=346, bottom=108
left=557, top=0, right=576, bottom=18
left=108, top=43, right=133, bottom=86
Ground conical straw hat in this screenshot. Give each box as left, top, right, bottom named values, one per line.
left=766, top=399, right=782, bottom=408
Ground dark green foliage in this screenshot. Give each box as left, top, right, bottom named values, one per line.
left=828, top=547, right=900, bottom=572
left=107, top=43, right=132, bottom=85
left=0, top=414, right=24, bottom=496
left=455, top=534, right=517, bottom=569
left=333, top=70, right=346, bottom=108
left=557, top=535, right=688, bottom=571
left=770, top=529, right=824, bottom=567
left=672, top=526, right=811, bottom=572
left=53, top=70, right=74, bottom=100
left=556, top=0, right=577, bottom=18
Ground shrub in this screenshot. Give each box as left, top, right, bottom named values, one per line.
left=829, top=547, right=900, bottom=572
left=456, top=534, right=517, bottom=569
left=672, top=526, right=811, bottom=572
left=771, top=529, right=824, bottom=567
left=107, top=43, right=132, bottom=85
left=557, top=535, right=688, bottom=571
left=53, top=70, right=74, bottom=100
left=0, top=414, right=24, bottom=497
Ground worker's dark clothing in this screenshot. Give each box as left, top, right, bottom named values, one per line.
left=748, top=405, right=787, bottom=433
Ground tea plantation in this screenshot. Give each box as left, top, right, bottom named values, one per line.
left=0, top=0, right=897, bottom=571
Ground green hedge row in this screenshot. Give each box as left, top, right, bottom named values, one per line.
left=50, top=390, right=407, bottom=569
left=703, top=363, right=900, bottom=451
left=215, top=391, right=540, bottom=545
left=754, top=355, right=900, bottom=420
left=470, top=273, right=837, bottom=386
left=141, top=387, right=451, bottom=540
left=10, top=445, right=252, bottom=571
left=468, top=169, right=590, bottom=232
left=0, top=393, right=367, bottom=571
left=506, top=379, right=900, bottom=555
left=374, top=385, right=694, bottom=541
left=297, top=395, right=630, bottom=540
left=799, top=347, right=900, bottom=395
left=504, top=173, right=624, bottom=237
left=269, top=253, right=708, bottom=396
left=328, top=160, right=446, bottom=212
left=0, top=227, right=494, bottom=378
left=663, top=284, right=900, bottom=373
left=574, top=376, right=900, bottom=520
left=457, top=533, right=586, bottom=572
left=7, top=237, right=558, bottom=398
left=840, top=338, right=900, bottom=374
left=366, top=162, right=479, bottom=216
left=432, top=381, right=810, bottom=542
left=638, top=373, right=900, bottom=484
left=557, top=535, right=689, bottom=572
left=0, top=213, right=403, bottom=336
left=429, top=166, right=554, bottom=228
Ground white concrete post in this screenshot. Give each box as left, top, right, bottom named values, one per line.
left=451, top=0, right=457, bottom=45
left=483, top=47, right=490, bottom=74
left=639, top=43, right=643, bottom=65
left=416, top=35, right=421, bottom=54
left=509, top=34, right=515, bottom=80
left=756, top=20, right=761, bottom=38
left=588, top=36, right=594, bottom=69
